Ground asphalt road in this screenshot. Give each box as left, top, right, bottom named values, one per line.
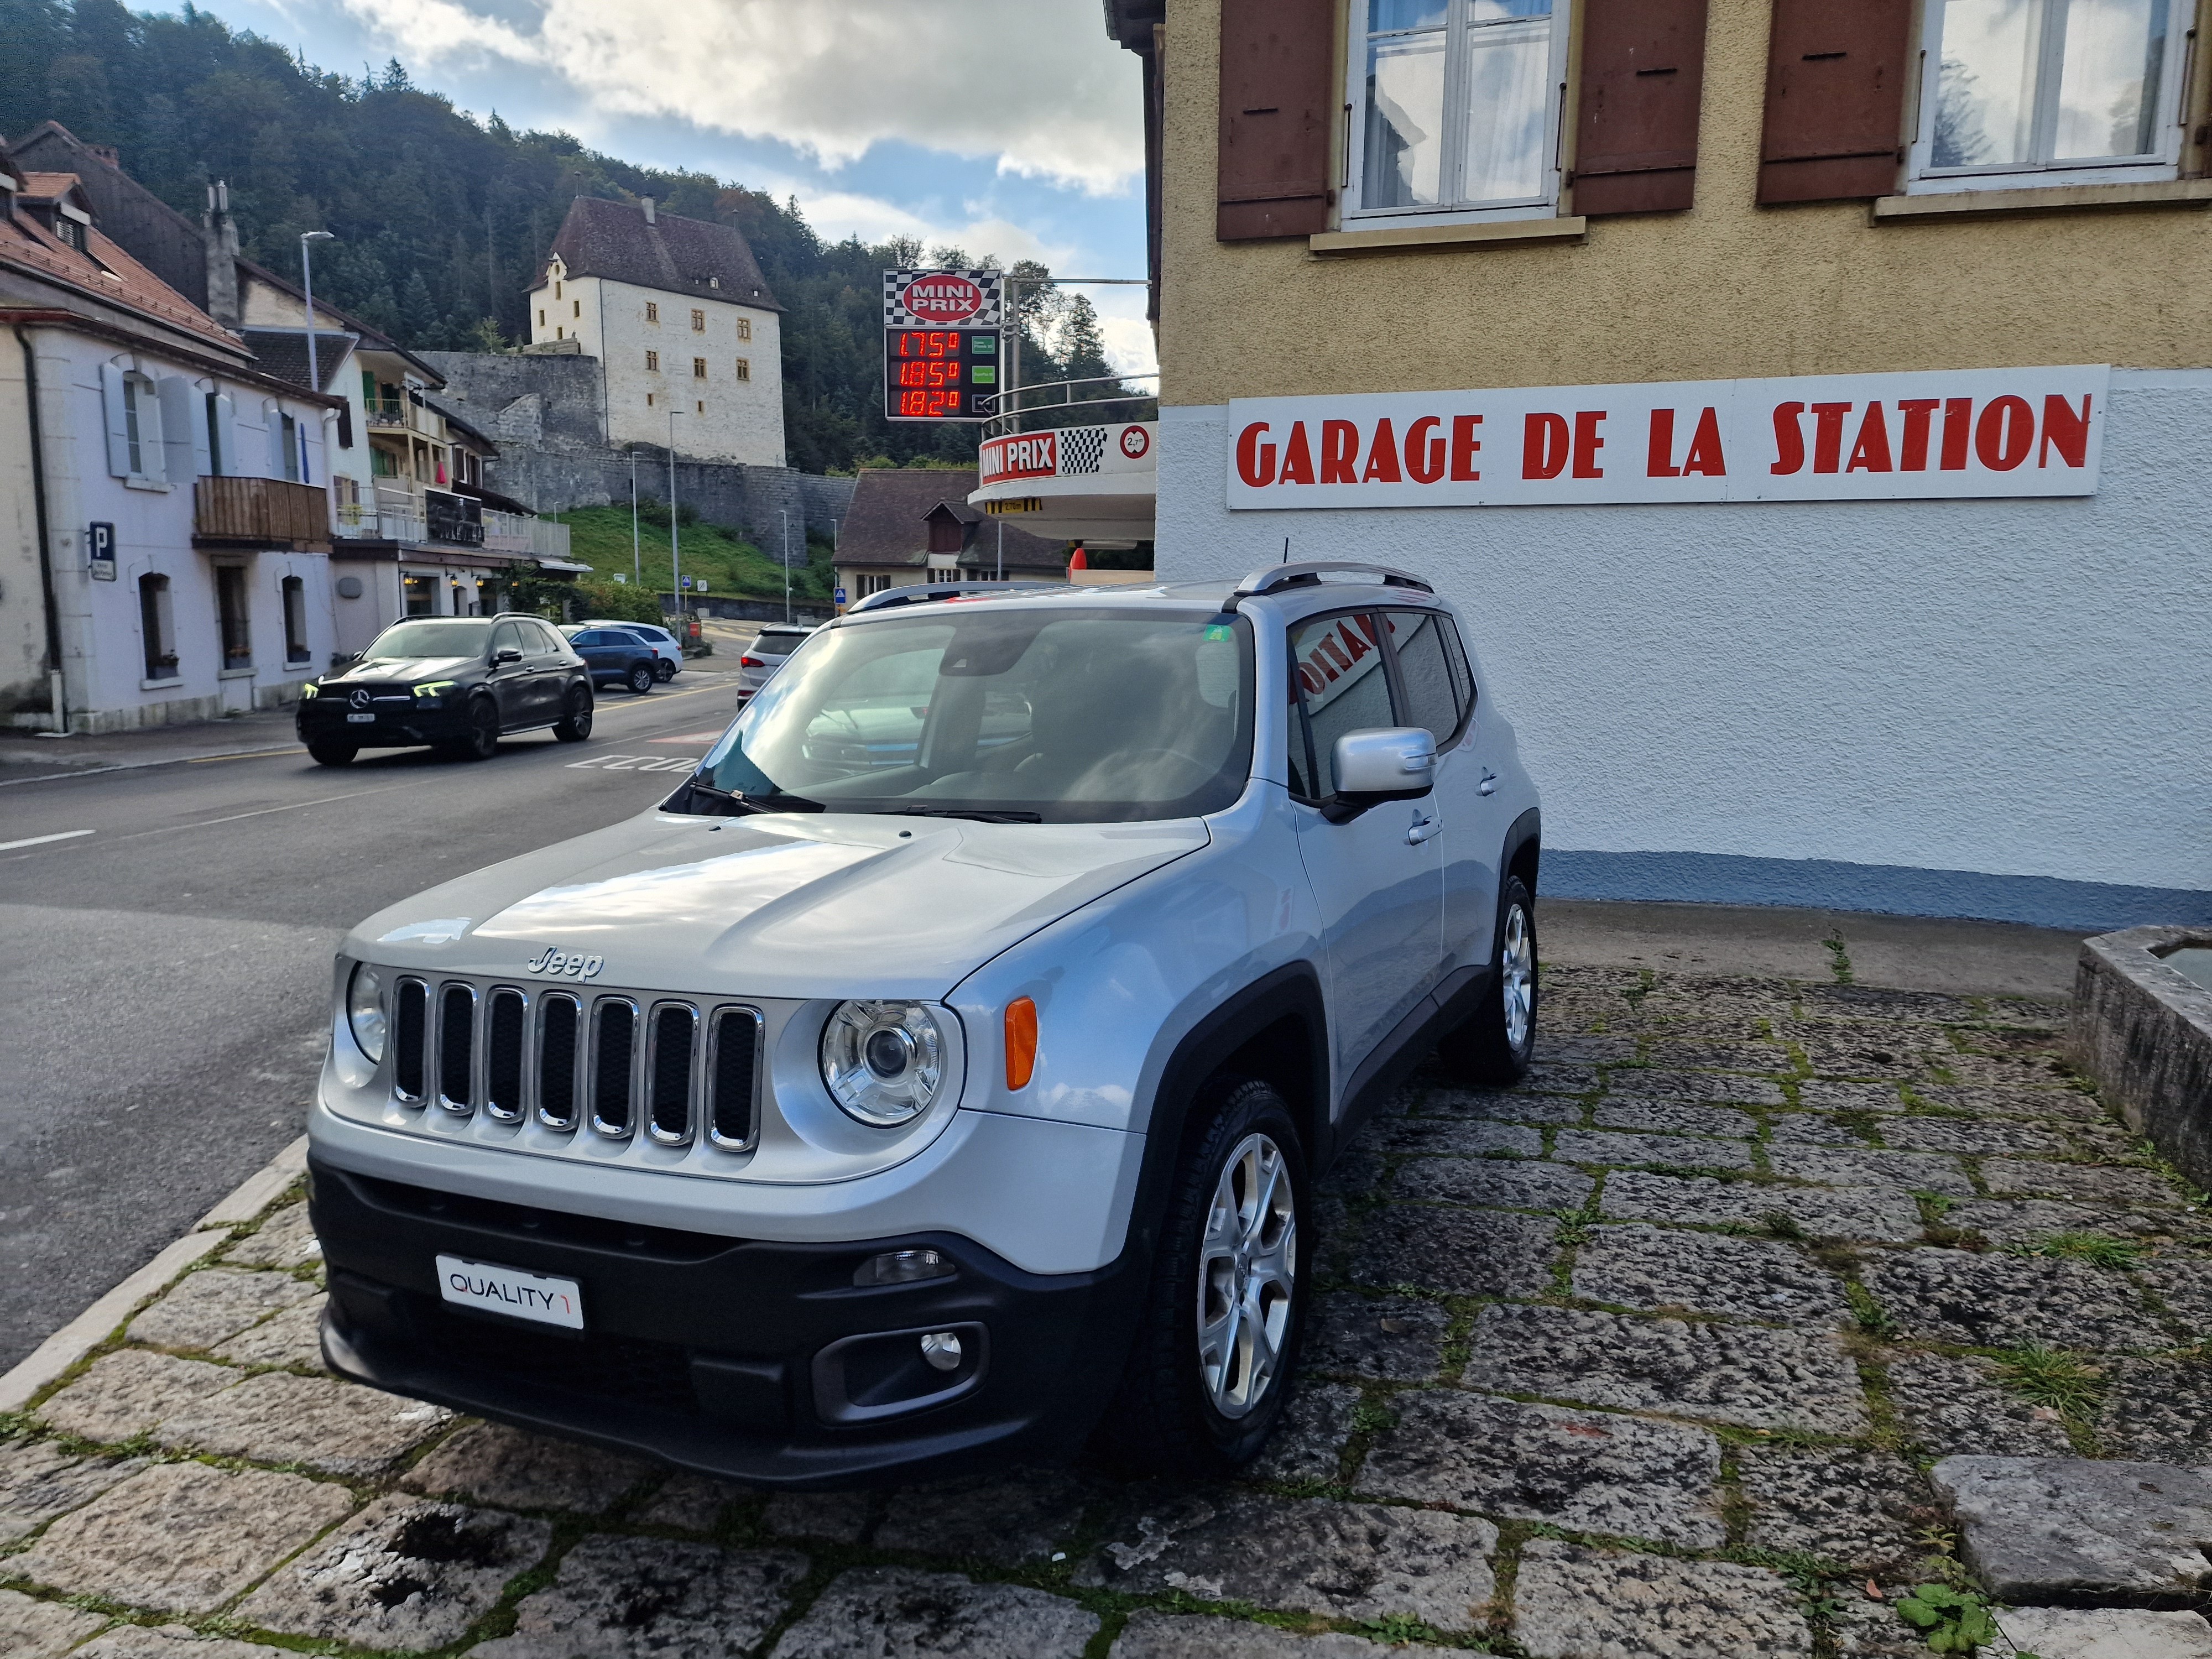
left=0, top=663, right=751, bottom=1372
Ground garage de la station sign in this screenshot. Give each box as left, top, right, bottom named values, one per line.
left=1225, top=366, right=2107, bottom=509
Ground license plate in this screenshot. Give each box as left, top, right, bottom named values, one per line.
left=346, top=711, right=375, bottom=723
left=435, top=1254, right=583, bottom=1329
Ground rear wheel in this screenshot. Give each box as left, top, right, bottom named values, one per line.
left=626, top=662, right=655, bottom=695
left=1096, top=1078, right=1306, bottom=1475
left=306, top=741, right=356, bottom=768
left=1438, top=875, right=1538, bottom=1084
left=654, top=659, right=676, bottom=682
left=552, top=686, right=594, bottom=742
left=440, top=697, right=500, bottom=761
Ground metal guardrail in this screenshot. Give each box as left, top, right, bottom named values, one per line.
left=982, top=372, right=1160, bottom=437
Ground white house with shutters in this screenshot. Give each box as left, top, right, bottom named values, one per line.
left=0, top=147, right=346, bottom=732
left=525, top=195, right=786, bottom=466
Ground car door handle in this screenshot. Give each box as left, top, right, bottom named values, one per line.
left=1407, top=813, right=1441, bottom=846
left=1478, top=769, right=1499, bottom=796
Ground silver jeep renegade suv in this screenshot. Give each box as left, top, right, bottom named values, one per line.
left=310, top=562, right=1542, bottom=1486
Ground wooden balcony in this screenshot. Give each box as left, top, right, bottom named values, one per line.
left=193, top=476, right=332, bottom=552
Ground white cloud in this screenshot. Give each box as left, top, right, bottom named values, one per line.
left=341, top=0, right=1144, bottom=194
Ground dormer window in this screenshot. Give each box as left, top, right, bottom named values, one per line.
left=708, top=276, right=721, bottom=289
left=54, top=218, right=79, bottom=249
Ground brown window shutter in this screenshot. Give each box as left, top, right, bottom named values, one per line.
left=1217, top=0, right=1335, bottom=241
left=1757, top=0, right=1914, bottom=204
left=1571, top=0, right=1710, bottom=216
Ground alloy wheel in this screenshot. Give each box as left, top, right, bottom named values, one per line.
left=1195, top=1131, right=1296, bottom=1420
left=1501, top=902, right=1534, bottom=1052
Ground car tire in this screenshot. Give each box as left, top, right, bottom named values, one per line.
left=1438, top=875, right=1538, bottom=1085
left=627, top=663, right=655, bottom=695
left=552, top=686, right=594, bottom=742
left=654, top=659, right=676, bottom=682
left=1095, top=1078, right=1308, bottom=1477
left=440, top=697, right=500, bottom=761
left=306, top=741, right=356, bottom=768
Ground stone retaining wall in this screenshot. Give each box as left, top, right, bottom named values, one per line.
left=2069, top=925, right=2212, bottom=1195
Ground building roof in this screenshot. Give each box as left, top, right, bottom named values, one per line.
left=538, top=196, right=781, bottom=311
left=837, top=467, right=1064, bottom=571
left=238, top=327, right=358, bottom=394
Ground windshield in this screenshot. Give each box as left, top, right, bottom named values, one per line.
left=693, top=607, right=1253, bottom=823
left=363, top=620, right=492, bottom=660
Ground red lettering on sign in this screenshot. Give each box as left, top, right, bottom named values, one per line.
left=1939, top=398, right=1973, bottom=470
left=1647, top=409, right=1681, bottom=478
left=1681, top=407, right=1725, bottom=476
left=1525, top=413, right=1569, bottom=479
left=1809, top=403, right=1852, bottom=473
left=1235, top=422, right=1276, bottom=487
left=1317, top=634, right=1352, bottom=674
left=1298, top=664, right=1326, bottom=695
left=1896, top=399, right=1939, bottom=471
left=1845, top=404, right=1893, bottom=473
left=1320, top=420, right=1359, bottom=484
left=1338, top=620, right=1373, bottom=663
left=1976, top=395, right=2034, bottom=471
left=1449, top=414, right=1481, bottom=481
left=1405, top=417, right=1446, bottom=483
left=1770, top=403, right=1806, bottom=475
left=2040, top=393, right=2091, bottom=468
left=1363, top=418, right=1403, bottom=483
left=1571, top=411, right=1606, bottom=478
left=1279, top=422, right=1317, bottom=485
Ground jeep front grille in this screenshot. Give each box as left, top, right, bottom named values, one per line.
left=386, top=978, right=759, bottom=1153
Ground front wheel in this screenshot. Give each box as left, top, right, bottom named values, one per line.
left=626, top=663, right=655, bottom=695
left=1095, top=1078, right=1307, bottom=1476
left=306, top=740, right=356, bottom=768
left=1438, top=875, right=1538, bottom=1084
left=441, top=697, right=500, bottom=761
left=552, top=686, right=594, bottom=742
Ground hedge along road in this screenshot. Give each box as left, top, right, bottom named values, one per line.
left=0, top=669, right=745, bottom=1371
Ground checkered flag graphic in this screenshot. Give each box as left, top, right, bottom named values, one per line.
left=1058, top=427, right=1107, bottom=474
left=883, top=269, right=1005, bottom=330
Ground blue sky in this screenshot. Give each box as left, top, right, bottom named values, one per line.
left=163, top=0, right=1156, bottom=369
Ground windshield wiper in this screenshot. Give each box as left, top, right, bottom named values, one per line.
left=681, top=779, right=825, bottom=816
left=884, top=805, right=1044, bottom=824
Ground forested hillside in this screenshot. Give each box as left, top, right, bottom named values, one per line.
left=0, top=0, right=1139, bottom=469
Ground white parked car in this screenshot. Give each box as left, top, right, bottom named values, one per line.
left=578, top=618, right=682, bottom=681
left=736, top=623, right=816, bottom=701
left=310, top=565, right=1541, bottom=1485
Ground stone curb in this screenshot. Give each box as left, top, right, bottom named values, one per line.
left=0, top=1135, right=309, bottom=1413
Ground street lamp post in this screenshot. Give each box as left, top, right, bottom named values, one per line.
left=666, top=408, right=682, bottom=634
left=779, top=508, right=790, bottom=624
left=629, top=449, right=640, bottom=586
left=299, top=231, right=335, bottom=392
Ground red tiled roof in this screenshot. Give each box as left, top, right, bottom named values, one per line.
left=1, top=193, right=241, bottom=350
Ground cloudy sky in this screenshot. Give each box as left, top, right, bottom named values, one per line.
left=163, top=0, right=1156, bottom=371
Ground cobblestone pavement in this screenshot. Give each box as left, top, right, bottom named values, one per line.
left=4, top=963, right=2210, bottom=1657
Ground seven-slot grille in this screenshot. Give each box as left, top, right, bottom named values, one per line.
left=389, top=977, right=760, bottom=1150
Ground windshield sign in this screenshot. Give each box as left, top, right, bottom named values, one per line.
left=695, top=609, right=1253, bottom=823
left=366, top=620, right=492, bottom=660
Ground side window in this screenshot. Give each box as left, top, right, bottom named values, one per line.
left=530, top=621, right=567, bottom=654
left=1287, top=613, right=1391, bottom=797
left=491, top=620, right=523, bottom=658
left=1382, top=609, right=1467, bottom=744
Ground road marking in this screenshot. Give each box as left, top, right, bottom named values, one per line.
left=651, top=729, right=729, bottom=744
left=0, top=828, right=94, bottom=852
left=103, top=787, right=404, bottom=844
left=566, top=754, right=699, bottom=772
left=186, top=748, right=298, bottom=764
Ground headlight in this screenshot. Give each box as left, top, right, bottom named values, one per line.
left=300, top=682, right=318, bottom=699
left=346, top=962, right=388, bottom=1064
left=413, top=681, right=457, bottom=700
left=820, top=1000, right=946, bottom=1126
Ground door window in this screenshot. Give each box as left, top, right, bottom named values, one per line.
left=1381, top=609, right=1471, bottom=744
left=491, top=620, right=524, bottom=659
left=1287, top=613, right=1392, bottom=797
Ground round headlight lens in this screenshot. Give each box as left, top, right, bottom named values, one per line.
left=347, top=962, right=388, bottom=1065
left=821, top=1000, right=946, bottom=1126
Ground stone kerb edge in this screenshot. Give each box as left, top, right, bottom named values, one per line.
left=0, top=1138, right=311, bottom=1413
left=2068, top=927, right=2212, bottom=1193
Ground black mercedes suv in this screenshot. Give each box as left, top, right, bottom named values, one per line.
left=298, top=614, right=594, bottom=766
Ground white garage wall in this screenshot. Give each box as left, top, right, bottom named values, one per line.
left=1159, top=370, right=2212, bottom=928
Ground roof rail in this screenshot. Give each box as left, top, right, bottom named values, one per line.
left=1225, top=561, right=1434, bottom=609
left=844, top=580, right=1070, bottom=615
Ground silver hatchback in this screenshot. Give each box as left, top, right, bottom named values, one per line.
left=737, top=623, right=816, bottom=701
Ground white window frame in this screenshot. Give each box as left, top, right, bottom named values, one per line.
left=1907, top=0, right=2194, bottom=193
left=1342, top=0, right=1573, bottom=229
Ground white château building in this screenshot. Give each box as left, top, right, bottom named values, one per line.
left=526, top=196, right=785, bottom=466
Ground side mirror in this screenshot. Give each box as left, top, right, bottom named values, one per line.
left=1328, top=727, right=1436, bottom=820
left=493, top=648, right=523, bottom=665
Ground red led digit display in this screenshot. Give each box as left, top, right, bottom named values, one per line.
left=883, top=325, right=995, bottom=422
left=895, top=388, right=967, bottom=418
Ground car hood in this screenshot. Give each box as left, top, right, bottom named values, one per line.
left=324, top=655, right=479, bottom=685
left=346, top=809, right=1211, bottom=1000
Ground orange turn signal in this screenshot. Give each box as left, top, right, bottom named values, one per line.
left=1004, top=997, right=1038, bottom=1090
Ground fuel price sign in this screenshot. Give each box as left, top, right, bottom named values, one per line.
left=883, top=269, right=1004, bottom=423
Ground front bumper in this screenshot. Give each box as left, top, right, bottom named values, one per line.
left=309, top=1160, right=1142, bottom=1487
left=298, top=701, right=472, bottom=747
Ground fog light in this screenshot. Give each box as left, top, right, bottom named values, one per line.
left=919, top=1331, right=963, bottom=1372
left=853, top=1248, right=952, bottom=1288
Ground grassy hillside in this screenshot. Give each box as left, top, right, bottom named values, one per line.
left=546, top=507, right=834, bottom=605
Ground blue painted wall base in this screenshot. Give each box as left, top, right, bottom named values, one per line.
left=1546, top=851, right=2212, bottom=933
